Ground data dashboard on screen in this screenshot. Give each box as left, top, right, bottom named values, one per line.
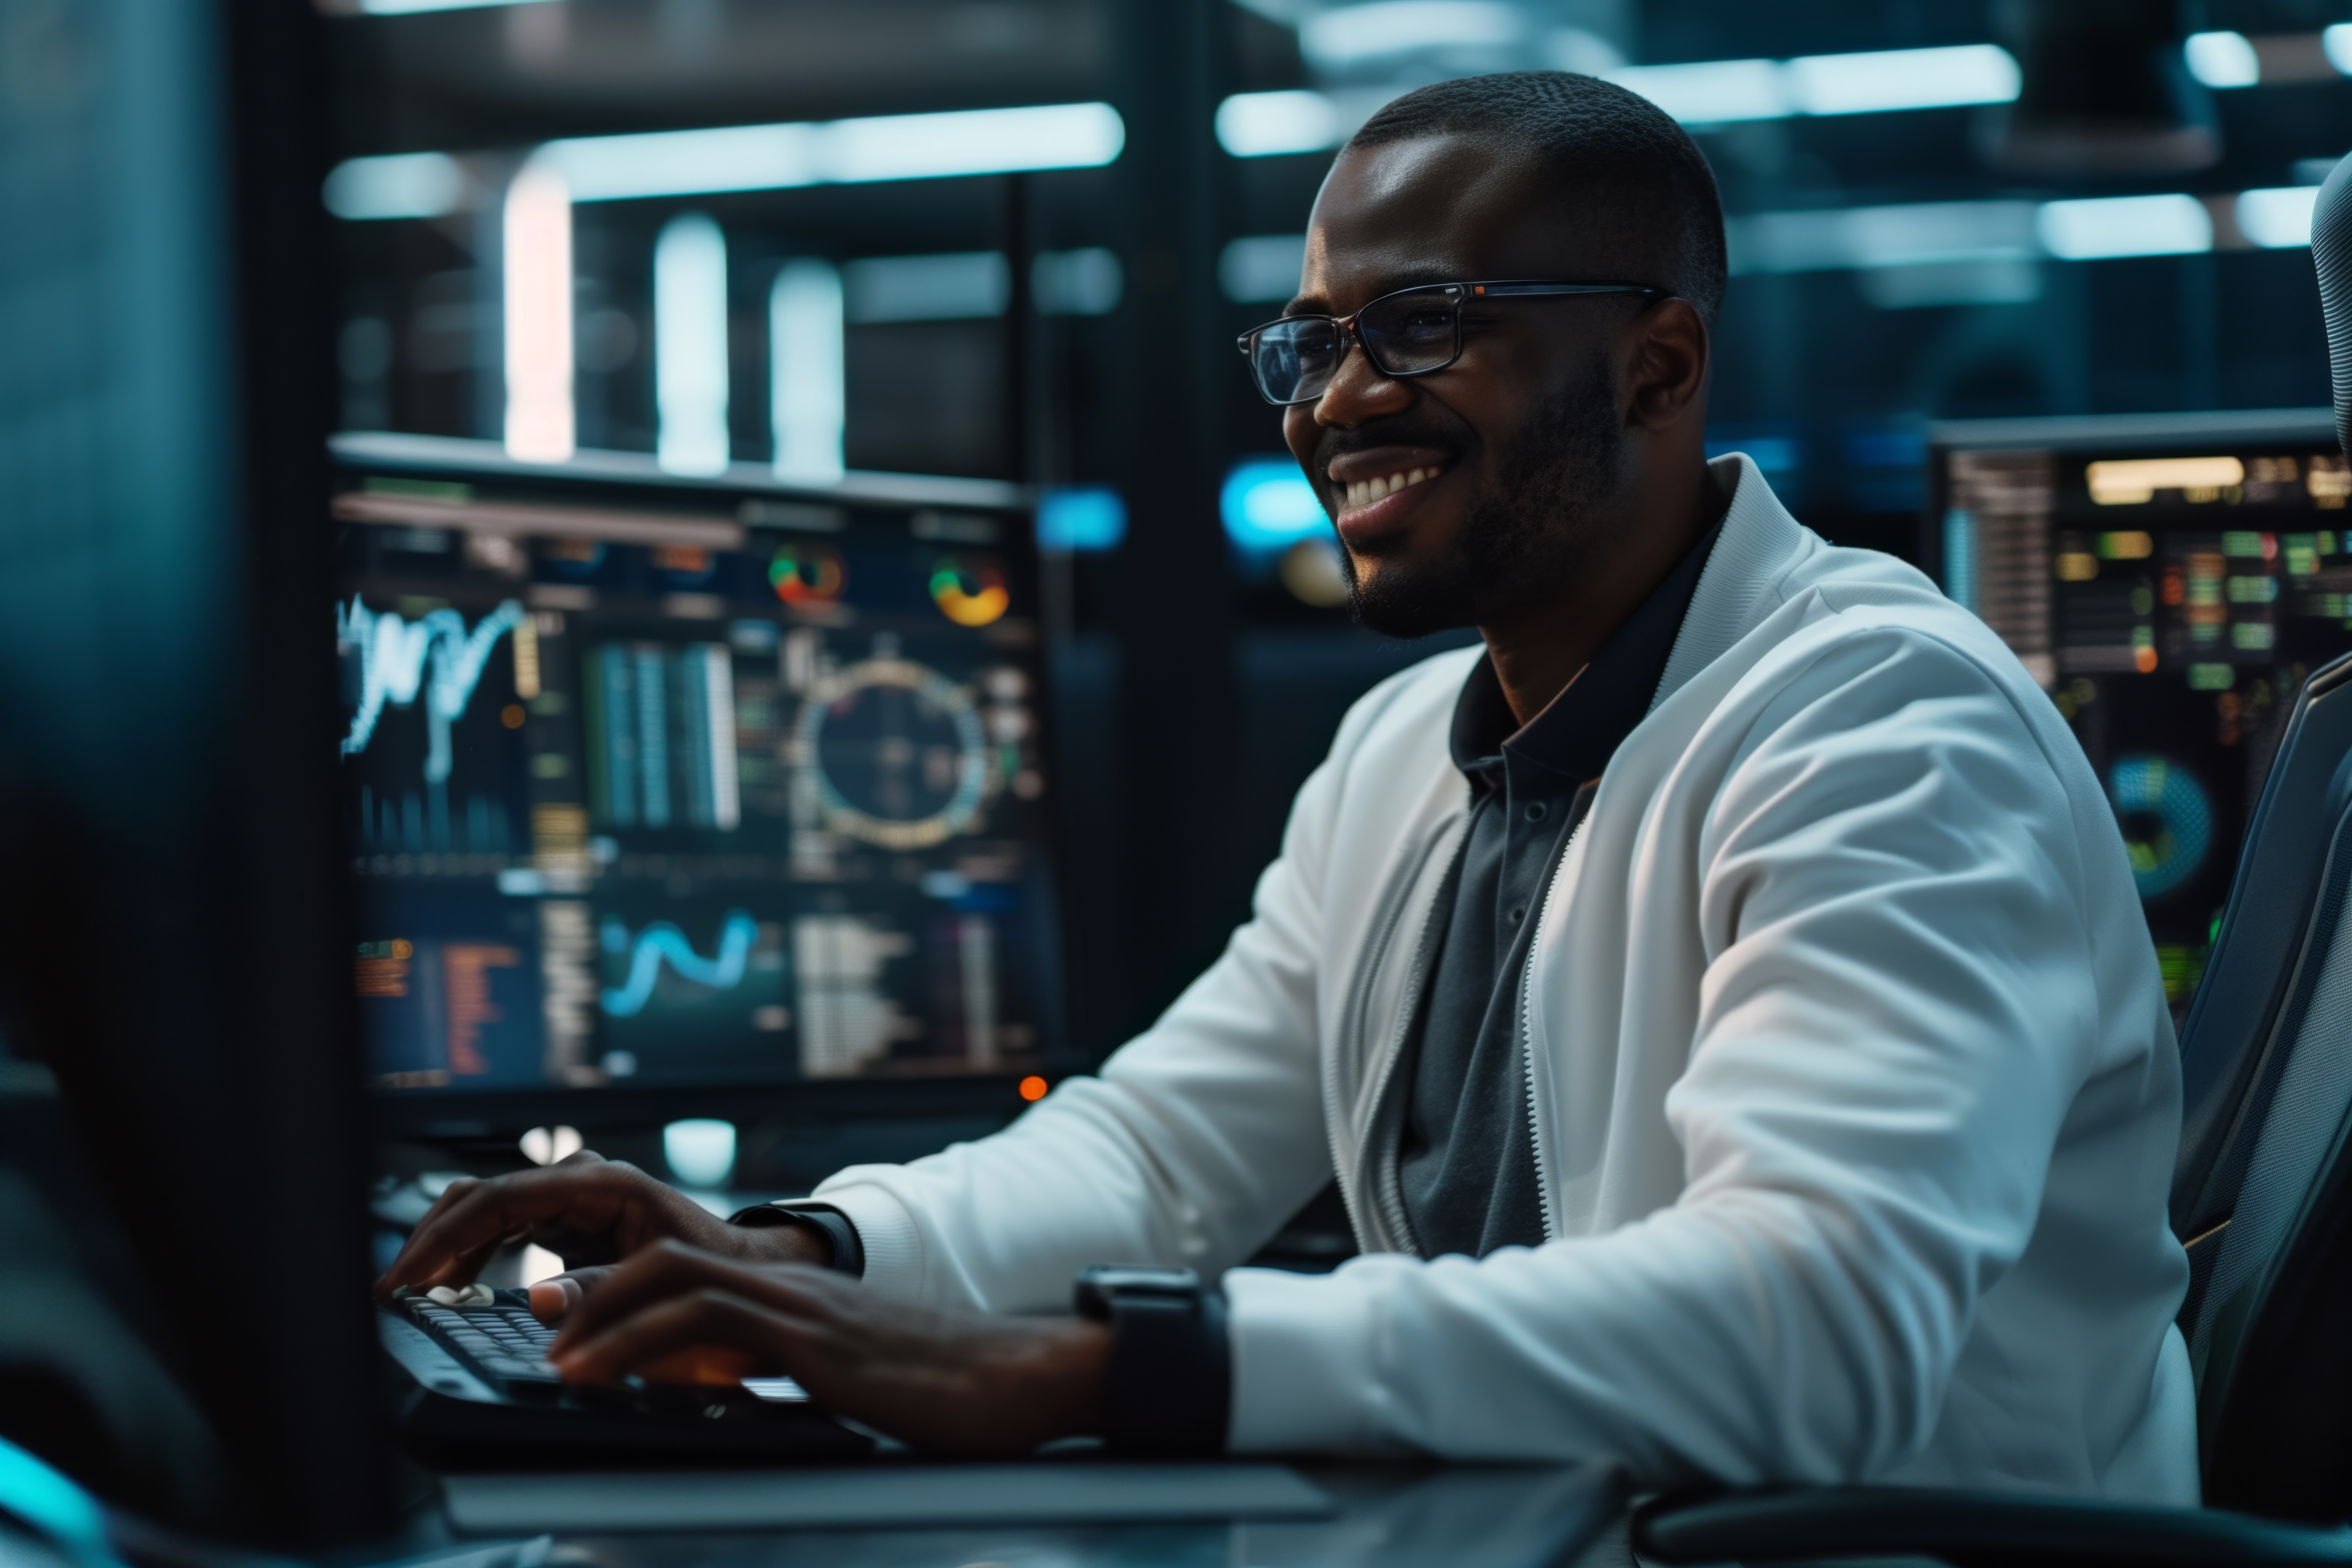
left=1932, top=409, right=2348, bottom=1013
left=332, top=435, right=1058, bottom=1102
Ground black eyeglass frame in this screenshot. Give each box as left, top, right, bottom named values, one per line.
left=1235, top=279, right=1670, bottom=406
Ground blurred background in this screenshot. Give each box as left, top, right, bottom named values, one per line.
left=316, top=0, right=2352, bottom=1087
left=7, top=1, right=2350, bottom=1536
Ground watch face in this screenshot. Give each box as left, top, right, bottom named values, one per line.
left=1073, top=1265, right=1201, bottom=1319
left=1082, top=1266, right=1200, bottom=1293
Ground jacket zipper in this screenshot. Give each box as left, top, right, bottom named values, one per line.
left=1519, top=815, right=1584, bottom=1243
left=1332, top=817, right=1460, bottom=1253
left=1368, top=878, right=1452, bottom=1250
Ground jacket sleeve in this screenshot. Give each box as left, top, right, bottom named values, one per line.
left=800, top=677, right=1402, bottom=1313
left=1220, top=625, right=2146, bottom=1482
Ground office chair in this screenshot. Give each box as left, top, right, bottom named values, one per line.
left=1633, top=155, right=2352, bottom=1566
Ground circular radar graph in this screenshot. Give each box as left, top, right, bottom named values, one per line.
left=793, top=657, right=990, bottom=849
left=770, top=541, right=847, bottom=605
left=2108, top=755, right=2215, bottom=902
left=930, top=555, right=1011, bottom=627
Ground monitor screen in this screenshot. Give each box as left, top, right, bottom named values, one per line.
left=1931, top=410, right=2348, bottom=1013
left=333, top=436, right=1061, bottom=1113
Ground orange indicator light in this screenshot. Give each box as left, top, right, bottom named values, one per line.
left=1018, top=1074, right=1049, bottom=1102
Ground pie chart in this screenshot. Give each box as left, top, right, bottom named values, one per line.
left=770, top=541, right=847, bottom=604
left=2108, top=755, right=2214, bottom=902
left=929, top=556, right=1010, bottom=628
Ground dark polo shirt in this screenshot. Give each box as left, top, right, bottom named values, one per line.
left=1397, top=519, right=1723, bottom=1257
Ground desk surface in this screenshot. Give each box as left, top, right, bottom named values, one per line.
left=407, top=1460, right=1624, bottom=1568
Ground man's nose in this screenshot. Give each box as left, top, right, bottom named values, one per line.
left=1312, top=338, right=1413, bottom=428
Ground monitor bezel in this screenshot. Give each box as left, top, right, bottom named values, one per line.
left=330, top=434, right=1074, bottom=1138
left=1920, top=406, right=2338, bottom=583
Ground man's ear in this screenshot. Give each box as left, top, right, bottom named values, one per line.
left=1624, top=298, right=1709, bottom=431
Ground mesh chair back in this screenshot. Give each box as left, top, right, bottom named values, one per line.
left=2315, top=154, right=2352, bottom=461
left=2188, top=157, right=2352, bottom=1517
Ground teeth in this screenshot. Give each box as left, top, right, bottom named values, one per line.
left=1338, top=467, right=1440, bottom=511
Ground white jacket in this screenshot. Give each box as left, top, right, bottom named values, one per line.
left=811, top=455, right=2198, bottom=1499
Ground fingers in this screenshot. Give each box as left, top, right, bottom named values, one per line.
left=549, top=1289, right=811, bottom=1386
left=634, top=1346, right=758, bottom=1386
left=528, top=1277, right=581, bottom=1323
left=378, top=1158, right=648, bottom=1294
left=528, top=1265, right=617, bottom=1323
left=550, top=1240, right=844, bottom=1358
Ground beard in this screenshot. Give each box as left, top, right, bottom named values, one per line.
left=1344, top=360, right=1626, bottom=640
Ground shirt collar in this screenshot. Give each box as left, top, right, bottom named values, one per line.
left=1449, top=514, right=1726, bottom=785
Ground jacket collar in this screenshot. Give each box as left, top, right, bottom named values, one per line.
left=1449, top=512, right=1724, bottom=786
left=1650, top=452, right=1814, bottom=715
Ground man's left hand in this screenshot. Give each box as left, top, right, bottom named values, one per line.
left=542, top=1239, right=1110, bottom=1455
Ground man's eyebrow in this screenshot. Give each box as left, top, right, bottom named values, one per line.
left=1282, top=268, right=1469, bottom=317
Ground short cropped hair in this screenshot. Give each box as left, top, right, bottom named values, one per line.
left=1348, top=72, right=1729, bottom=325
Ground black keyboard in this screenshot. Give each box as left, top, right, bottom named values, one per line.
left=397, top=1292, right=567, bottom=1397
left=382, top=1288, right=865, bottom=1459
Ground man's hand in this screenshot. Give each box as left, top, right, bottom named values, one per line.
left=377, top=1151, right=826, bottom=1295
left=542, top=1239, right=1110, bottom=1455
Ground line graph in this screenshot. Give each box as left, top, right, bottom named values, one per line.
left=339, top=597, right=528, bottom=783
left=600, top=910, right=760, bottom=1018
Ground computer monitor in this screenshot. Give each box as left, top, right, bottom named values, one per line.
left=1929, top=408, right=2348, bottom=1012
left=332, top=433, right=1065, bottom=1134
left=0, top=2, right=399, bottom=1547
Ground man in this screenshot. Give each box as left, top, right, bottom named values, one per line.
left=385, top=73, right=2195, bottom=1496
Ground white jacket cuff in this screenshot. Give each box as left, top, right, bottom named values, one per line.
left=805, top=1178, right=925, bottom=1299
left=1224, top=1264, right=1387, bottom=1452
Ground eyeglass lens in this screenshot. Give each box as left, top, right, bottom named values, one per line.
left=1357, top=290, right=1462, bottom=376
left=1249, top=318, right=1343, bottom=406
left=1247, top=288, right=1463, bottom=403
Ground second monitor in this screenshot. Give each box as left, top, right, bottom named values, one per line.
left=1932, top=408, right=2350, bottom=1016
left=332, top=435, right=1062, bottom=1121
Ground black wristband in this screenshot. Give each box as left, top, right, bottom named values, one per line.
left=726, top=1201, right=864, bottom=1278
left=1073, top=1267, right=1231, bottom=1455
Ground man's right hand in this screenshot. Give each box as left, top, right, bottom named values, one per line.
left=376, top=1150, right=827, bottom=1296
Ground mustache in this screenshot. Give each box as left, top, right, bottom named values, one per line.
left=1311, top=419, right=1472, bottom=478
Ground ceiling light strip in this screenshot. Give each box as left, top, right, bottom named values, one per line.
left=326, top=102, right=1125, bottom=218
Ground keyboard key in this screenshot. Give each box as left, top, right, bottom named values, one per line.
left=426, top=1284, right=499, bottom=1308
left=485, top=1359, right=562, bottom=1402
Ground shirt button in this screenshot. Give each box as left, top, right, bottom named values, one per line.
left=1524, top=802, right=1547, bottom=822
left=1508, top=905, right=1526, bottom=923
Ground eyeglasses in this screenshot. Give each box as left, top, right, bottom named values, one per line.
left=1236, top=279, right=1667, bottom=406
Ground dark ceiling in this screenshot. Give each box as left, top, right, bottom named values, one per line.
left=328, top=0, right=1117, bottom=153
left=328, top=0, right=2352, bottom=207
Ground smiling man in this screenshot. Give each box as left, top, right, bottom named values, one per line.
left=384, top=73, right=2196, bottom=1497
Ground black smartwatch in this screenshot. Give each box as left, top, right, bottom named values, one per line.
left=1072, top=1265, right=1231, bottom=1455
left=726, top=1201, right=864, bottom=1278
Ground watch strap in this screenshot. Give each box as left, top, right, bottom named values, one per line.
left=1074, top=1267, right=1231, bottom=1455
left=727, top=1200, right=864, bottom=1278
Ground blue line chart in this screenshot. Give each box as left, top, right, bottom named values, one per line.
left=338, top=597, right=528, bottom=783
left=600, top=911, right=760, bottom=1018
